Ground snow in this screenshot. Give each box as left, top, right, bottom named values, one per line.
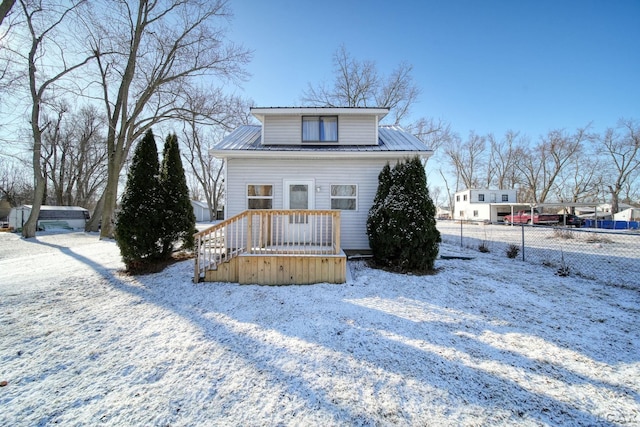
left=1, top=230, right=639, bottom=426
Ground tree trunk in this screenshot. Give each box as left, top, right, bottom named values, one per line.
left=99, top=155, right=121, bottom=238
left=85, top=191, right=105, bottom=232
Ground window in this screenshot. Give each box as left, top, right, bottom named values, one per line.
left=473, top=210, right=479, bottom=217
left=247, top=184, right=273, bottom=209
left=463, top=194, right=468, bottom=201
left=490, top=193, right=496, bottom=202
left=478, top=194, right=485, bottom=202
left=456, top=195, right=460, bottom=202
left=459, top=211, right=465, bottom=217
left=502, top=194, right=509, bottom=202
left=330, top=184, right=357, bottom=210
left=302, top=116, right=338, bottom=142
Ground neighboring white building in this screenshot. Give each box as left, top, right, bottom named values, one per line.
left=8, top=205, right=89, bottom=230
left=453, top=189, right=524, bottom=223
left=191, top=200, right=214, bottom=222
left=613, top=207, right=640, bottom=222
left=210, top=107, right=434, bottom=250
left=436, top=206, right=451, bottom=220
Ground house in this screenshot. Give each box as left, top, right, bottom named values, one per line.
left=8, top=205, right=90, bottom=231
left=453, top=189, right=524, bottom=223
left=194, top=107, right=433, bottom=284
left=191, top=200, right=222, bottom=222
left=436, top=206, right=451, bottom=220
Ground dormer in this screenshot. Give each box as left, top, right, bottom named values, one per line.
left=250, top=107, right=389, bottom=146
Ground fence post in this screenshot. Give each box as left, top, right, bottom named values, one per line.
left=521, top=222, right=525, bottom=261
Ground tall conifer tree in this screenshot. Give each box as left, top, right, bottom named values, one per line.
left=115, top=129, right=163, bottom=269
left=159, top=133, right=196, bottom=256
left=367, top=156, right=441, bottom=272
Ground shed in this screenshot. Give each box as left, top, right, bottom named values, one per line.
left=613, top=207, right=640, bottom=222
left=191, top=200, right=212, bottom=222
left=8, top=205, right=90, bottom=230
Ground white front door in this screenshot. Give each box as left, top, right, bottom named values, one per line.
left=283, top=180, right=314, bottom=243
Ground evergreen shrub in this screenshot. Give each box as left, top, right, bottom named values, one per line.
left=366, top=156, right=441, bottom=273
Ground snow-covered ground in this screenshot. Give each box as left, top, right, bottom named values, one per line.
left=1, top=230, right=639, bottom=426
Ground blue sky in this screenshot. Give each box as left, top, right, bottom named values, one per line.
left=227, top=0, right=640, bottom=140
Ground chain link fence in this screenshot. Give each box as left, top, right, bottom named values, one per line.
left=437, top=220, right=640, bottom=288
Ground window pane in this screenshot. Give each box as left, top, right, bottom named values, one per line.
left=302, top=117, right=319, bottom=141
left=331, top=185, right=356, bottom=197
left=248, top=199, right=272, bottom=209
left=321, top=117, right=338, bottom=141
left=248, top=185, right=272, bottom=197
left=331, top=199, right=356, bottom=210
left=289, top=184, right=308, bottom=210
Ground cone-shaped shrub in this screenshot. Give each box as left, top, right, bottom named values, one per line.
left=367, top=156, right=441, bottom=272
left=159, top=133, right=196, bottom=256
left=115, top=129, right=163, bottom=269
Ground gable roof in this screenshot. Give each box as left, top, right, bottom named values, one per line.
left=211, top=125, right=433, bottom=159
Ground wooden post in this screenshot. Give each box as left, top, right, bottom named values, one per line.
left=333, top=211, right=341, bottom=254
left=247, top=212, right=253, bottom=254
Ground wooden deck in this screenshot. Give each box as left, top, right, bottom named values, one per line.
left=195, top=210, right=346, bottom=285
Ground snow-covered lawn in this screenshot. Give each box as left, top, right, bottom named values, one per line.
left=1, top=231, right=639, bottom=426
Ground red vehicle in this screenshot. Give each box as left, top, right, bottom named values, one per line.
left=503, top=210, right=560, bottom=225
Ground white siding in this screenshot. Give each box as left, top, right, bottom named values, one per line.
left=226, top=157, right=404, bottom=249
left=261, top=114, right=378, bottom=146
left=337, top=115, right=377, bottom=145
left=262, top=115, right=300, bottom=144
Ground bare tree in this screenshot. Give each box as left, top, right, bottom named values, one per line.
left=405, top=117, right=453, bottom=153
left=487, top=130, right=521, bottom=190
left=515, top=127, right=589, bottom=203
left=597, top=119, right=640, bottom=214
left=301, top=45, right=447, bottom=142
left=302, top=45, right=379, bottom=109
left=15, top=0, right=94, bottom=237
left=438, top=168, right=454, bottom=217
left=179, top=87, right=252, bottom=221
left=553, top=147, right=602, bottom=208
left=83, top=0, right=251, bottom=238
left=0, top=157, right=33, bottom=206
left=444, top=131, right=487, bottom=190
left=41, top=102, right=108, bottom=207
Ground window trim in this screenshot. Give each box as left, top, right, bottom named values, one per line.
left=330, top=184, right=358, bottom=211
left=247, top=184, right=273, bottom=209
left=302, top=116, right=338, bottom=142
left=478, top=194, right=485, bottom=202
left=502, top=194, right=509, bottom=202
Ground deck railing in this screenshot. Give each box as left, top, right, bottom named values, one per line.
left=194, top=209, right=341, bottom=282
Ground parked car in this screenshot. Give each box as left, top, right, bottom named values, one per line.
left=558, top=214, right=583, bottom=228
left=503, top=210, right=561, bottom=225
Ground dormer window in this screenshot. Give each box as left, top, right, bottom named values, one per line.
left=302, top=116, right=338, bottom=142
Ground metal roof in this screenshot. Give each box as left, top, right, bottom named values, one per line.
left=211, top=125, right=433, bottom=157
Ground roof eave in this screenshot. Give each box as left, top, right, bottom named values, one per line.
left=210, top=149, right=434, bottom=160
left=250, top=107, right=390, bottom=122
